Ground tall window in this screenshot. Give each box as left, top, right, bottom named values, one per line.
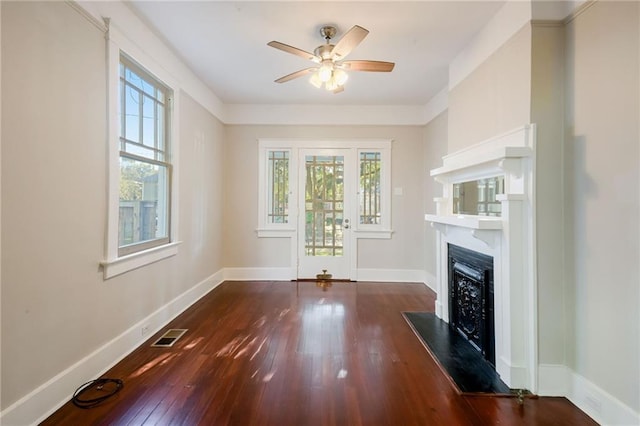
left=359, top=151, right=382, bottom=225
left=118, top=55, right=172, bottom=256
left=267, top=150, right=289, bottom=224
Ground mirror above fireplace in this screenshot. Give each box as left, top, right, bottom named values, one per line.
left=453, top=176, right=505, bottom=217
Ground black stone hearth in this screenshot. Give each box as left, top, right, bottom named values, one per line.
left=403, top=312, right=510, bottom=394
left=448, top=244, right=495, bottom=366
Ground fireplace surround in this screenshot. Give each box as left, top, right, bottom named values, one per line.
left=426, top=125, right=537, bottom=392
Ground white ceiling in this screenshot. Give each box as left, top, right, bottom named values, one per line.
left=127, top=1, right=506, bottom=107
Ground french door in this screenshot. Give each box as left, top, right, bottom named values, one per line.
left=297, top=149, right=354, bottom=279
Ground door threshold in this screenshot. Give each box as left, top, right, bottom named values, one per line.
left=295, top=278, right=353, bottom=282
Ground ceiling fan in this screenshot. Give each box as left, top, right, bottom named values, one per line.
left=267, top=25, right=395, bottom=94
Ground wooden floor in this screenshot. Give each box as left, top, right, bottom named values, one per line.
left=42, top=281, right=596, bottom=425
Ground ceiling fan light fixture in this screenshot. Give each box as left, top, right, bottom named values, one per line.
left=334, top=69, right=348, bottom=86
left=318, top=62, right=333, bottom=82
left=309, top=72, right=323, bottom=88
left=325, top=77, right=338, bottom=91
left=269, top=24, right=394, bottom=95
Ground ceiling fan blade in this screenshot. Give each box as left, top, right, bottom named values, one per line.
left=267, top=41, right=321, bottom=63
left=274, top=67, right=317, bottom=83
left=330, top=25, right=369, bottom=60
left=341, top=60, right=395, bottom=72
left=333, top=86, right=345, bottom=94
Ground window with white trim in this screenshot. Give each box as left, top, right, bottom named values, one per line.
left=359, top=151, right=382, bottom=225
left=356, top=147, right=391, bottom=235
left=267, top=150, right=290, bottom=224
left=257, top=144, right=295, bottom=237
left=118, top=55, right=172, bottom=256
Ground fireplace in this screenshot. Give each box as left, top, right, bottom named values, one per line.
left=425, top=125, right=537, bottom=391
left=448, top=244, right=495, bottom=366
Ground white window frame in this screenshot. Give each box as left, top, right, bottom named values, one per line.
left=257, top=141, right=297, bottom=238
left=101, top=27, right=181, bottom=279
left=356, top=147, right=392, bottom=238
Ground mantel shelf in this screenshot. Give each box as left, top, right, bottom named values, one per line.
left=424, top=214, right=503, bottom=230
left=430, top=146, right=531, bottom=178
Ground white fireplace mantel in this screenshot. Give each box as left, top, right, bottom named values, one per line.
left=425, top=124, right=538, bottom=392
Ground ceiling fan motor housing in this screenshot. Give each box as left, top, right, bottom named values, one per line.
left=314, top=44, right=335, bottom=60
left=319, top=26, right=337, bottom=41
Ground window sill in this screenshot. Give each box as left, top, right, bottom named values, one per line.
left=101, top=241, right=182, bottom=279
left=353, top=229, right=394, bottom=239
left=256, top=228, right=296, bottom=238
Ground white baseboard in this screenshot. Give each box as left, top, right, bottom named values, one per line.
left=356, top=268, right=426, bottom=283
left=223, top=267, right=295, bottom=281
left=538, top=364, right=571, bottom=396
left=538, top=364, right=640, bottom=426
left=424, top=270, right=437, bottom=292
left=569, top=371, right=640, bottom=426
left=0, top=271, right=224, bottom=426
left=222, top=267, right=429, bottom=285
left=495, top=356, right=528, bottom=390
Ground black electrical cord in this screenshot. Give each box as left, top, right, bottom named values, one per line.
left=72, top=378, right=124, bottom=409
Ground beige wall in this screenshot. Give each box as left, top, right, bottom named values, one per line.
left=423, top=111, right=448, bottom=288
left=564, top=1, right=639, bottom=412
left=530, top=23, right=567, bottom=365
left=448, top=24, right=532, bottom=151
left=1, top=2, right=225, bottom=409
left=223, top=125, right=427, bottom=272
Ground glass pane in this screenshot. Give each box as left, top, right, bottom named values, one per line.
left=267, top=150, right=289, bottom=224
left=125, top=68, right=142, bottom=90
left=305, top=155, right=344, bottom=257
left=124, top=84, right=140, bottom=143
left=359, top=151, right=381, bottom=224
left=141, top=78, right=156, bottom=97
left=118, top=156, right=169, bottom=248
left=124, top=142, right=155, bottom=159
left=157, top=104, right=165, bottom=160
left=142, top=94, right=156, bottom=148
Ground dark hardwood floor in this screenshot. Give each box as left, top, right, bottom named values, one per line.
left=42, top=281, right=596, bottom=425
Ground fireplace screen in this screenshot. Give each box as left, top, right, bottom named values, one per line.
left=448, top=244, right=495, bottom=366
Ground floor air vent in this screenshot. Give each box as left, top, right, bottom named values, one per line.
left=151, top=329, right=188, bottom=347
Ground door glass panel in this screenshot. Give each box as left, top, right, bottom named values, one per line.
left=305, top=155, right=344, bottom=257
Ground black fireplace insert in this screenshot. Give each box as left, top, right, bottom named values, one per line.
left=448, top=244, right=495, bottom=367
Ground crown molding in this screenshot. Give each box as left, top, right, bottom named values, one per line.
left=563, top=0, right=597, bottom=25
left=222, top=104, right=429, bottom=126
left=65, top=0, right=108, bottom=33
left=423, top=87, right=448, bottom=125
left=531, top=20, right=564, bottom=28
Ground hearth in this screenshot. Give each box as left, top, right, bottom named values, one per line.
left=448, top=244, right=495, bottom=367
